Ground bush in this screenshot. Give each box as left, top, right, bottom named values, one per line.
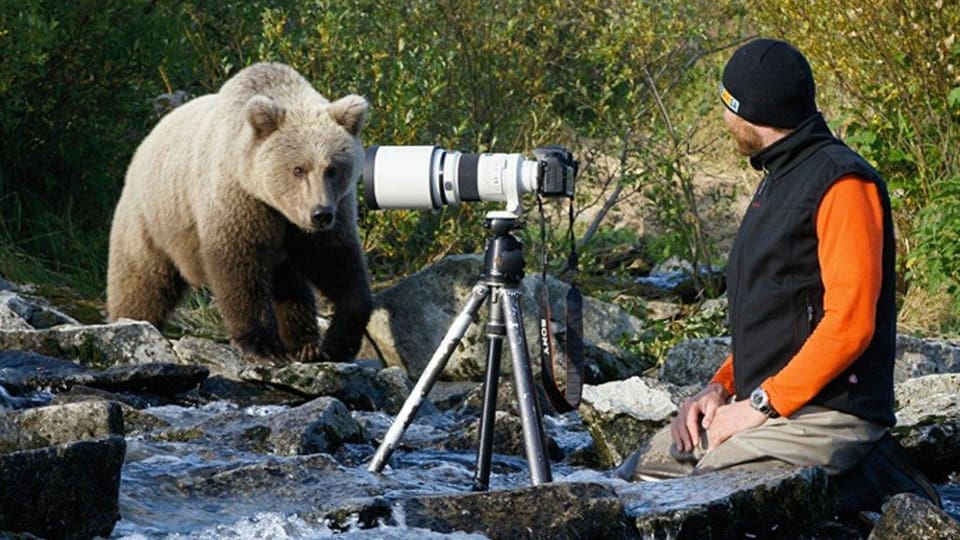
left=0, top=0, right=201, bottom=294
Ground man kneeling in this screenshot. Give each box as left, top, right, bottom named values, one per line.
left=625, top=38, right=939, bottom=516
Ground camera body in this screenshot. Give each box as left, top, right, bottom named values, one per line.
left=533, top=146, right=577, bottom=198
left=363, top=145, right=577, bottom=216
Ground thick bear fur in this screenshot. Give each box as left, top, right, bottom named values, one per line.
left=107, top=62, right=372, bottom=363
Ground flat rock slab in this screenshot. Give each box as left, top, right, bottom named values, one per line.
left=395, top=482, right=628, bottom=539
left=241, top=362, right=411, bottom=413
left=617, top=466, right=835, bottom=539
left=0, top=320, right=179, bottom=369
left=0, top=350, right=207, bottom=399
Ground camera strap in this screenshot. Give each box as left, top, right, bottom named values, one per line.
left=537, top=196, right=585, bottom=413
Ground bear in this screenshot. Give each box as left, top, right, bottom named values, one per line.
left=107, top=62, right=372, bottom=364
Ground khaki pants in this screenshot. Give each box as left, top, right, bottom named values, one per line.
left=631, top=406, right=887, bottom=481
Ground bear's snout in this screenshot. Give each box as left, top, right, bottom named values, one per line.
left=310, top=205, right=336, bottom=230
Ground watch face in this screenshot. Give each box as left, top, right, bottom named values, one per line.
left=751, top=389, right=767, bottom=409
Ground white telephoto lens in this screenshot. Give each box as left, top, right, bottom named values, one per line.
left=368, top=145, right=443, bottom=209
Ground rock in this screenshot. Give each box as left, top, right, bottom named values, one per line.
left=54, top=384, right=153, bottom=410
left=172, top=337, right=309, bottom=405
left=644, top=299, right=683, bottom=321
left=0, top=350, right=207, bottom=402
left=620, top=466, right=836, bottom=538
left=173, top=336, right=248, bottom=379
left=579, top=376, right=692, bottom=468
left=169, top=452, right=383, bottom=523
left=867, top=492, right=960, bottom=539
left=892, top=386, right=960, bottom=481
left=632, top=257, right=725, bottom=303
left=198, top=374, right=305, bottom=407
left=896, top=372, right=960, bottom=409
left=240, top=361, right=413, bottom=414
left=0, top=290, right=79, bottom=330
left=367, top=254, right=484, bottom=380
left=366, top=254, right=648, bottom=382
left=455, top=410, right=563, bottom=460
left=51, top=389, right=171, bottom=435
left=0, top=401, right=124, bottom=453
left=659, top=336, right=730, bottom=386
left=90, top=362, right=208, bottom=396
left=0, top=436, right=126, bottom=539
left=0, top=350, right=88, bottom=393
left=395, top=482, right=628, bottom=539
left=0, top=320, right=180, bottom=368
left=191, top=397, right=365, bottom=455
left=894, top=335, right=960, bottom=382
left=427, top=380, right=480, bottom=411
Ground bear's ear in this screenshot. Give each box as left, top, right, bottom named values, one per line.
left=244, top=95, right=286, bottom=139
left=327, top=94, right=368, bottom=137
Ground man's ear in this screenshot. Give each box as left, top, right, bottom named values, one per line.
left=244, top=95, right=286, bottom=139
left=327, top=94, right=369, bottom=137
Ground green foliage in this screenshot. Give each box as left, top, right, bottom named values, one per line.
left=623, top=299, right=728, bottom=366
left=2, top=0, right=957, bottom=341
left=0, top=0, right=199, bottom=295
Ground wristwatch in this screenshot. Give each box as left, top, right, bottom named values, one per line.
left=749, top=387, right=779, bottom=418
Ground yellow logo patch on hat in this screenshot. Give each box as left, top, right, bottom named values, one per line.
left=720, top=83, right=740, bottom=113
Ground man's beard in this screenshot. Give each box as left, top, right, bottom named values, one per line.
left=733, top=124, right=764, bottom=156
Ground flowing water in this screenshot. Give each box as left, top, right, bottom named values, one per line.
left=109, top=402, right=599, bottom=539
left=109, top=401, right=960, bottom=539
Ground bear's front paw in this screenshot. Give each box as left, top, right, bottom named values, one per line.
left=293, top=342, right=330, bottom=363
left=241, top=351, right=285, bottom=366
left=232, top=338, right=292, bottom=365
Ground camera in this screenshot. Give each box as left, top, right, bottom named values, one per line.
left=362, top=145, right=577, bottom=216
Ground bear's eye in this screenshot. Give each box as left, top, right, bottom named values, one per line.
left=292, top=166, right=306, bottom=178
left=324, top=165, right=339, bottom=180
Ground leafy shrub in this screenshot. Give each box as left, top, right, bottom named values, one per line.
left=0, top=0, right=203, bottom=294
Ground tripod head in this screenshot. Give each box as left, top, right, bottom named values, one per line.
left=483, top=211, right=525, bottom=286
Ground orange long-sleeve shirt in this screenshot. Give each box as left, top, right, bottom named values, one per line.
left=710, top=175, right=885, bottom=417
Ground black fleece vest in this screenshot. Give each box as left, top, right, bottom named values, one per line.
left=726, top=113, right=897, bottom=427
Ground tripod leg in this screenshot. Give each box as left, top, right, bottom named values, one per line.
left=501, top=288, right=552, bottom=485
left=472, top=290, right=506, bottom=491
left=368, top=284, right=490, bottom=473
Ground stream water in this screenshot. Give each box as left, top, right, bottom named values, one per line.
left=109, top=402, right=597, bottom=539
left=109, top=401, right=960, bottom=539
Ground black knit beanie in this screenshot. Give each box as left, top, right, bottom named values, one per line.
left=720, top=39, right=817, bottom=129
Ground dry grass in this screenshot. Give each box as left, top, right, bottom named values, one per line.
left=897, top=283, right=958, bottom=338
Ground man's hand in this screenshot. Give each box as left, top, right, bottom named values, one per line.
left=704, top=398, right=768, bottom=450
left=671, top=383, right=728, bottom=453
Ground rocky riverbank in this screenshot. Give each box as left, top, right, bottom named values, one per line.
left=0, top=259, right=958, bottom=539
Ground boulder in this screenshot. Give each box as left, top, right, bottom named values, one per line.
left=0, top=400, right=124, bottom=453
left=894, top=335, right=960, bottom=382
left=0, top=290, right=79, bottom=330
left=578, top=376, right=693, bottom=468
left=659, top=336, right=730, bottom=387
left=366, top=254, right=648, bottom=382
left=0, top=350, right=207, bottom=403
left=395, top=482, right=627, bottom=539
left=181, top=396, right=365, bottom=455
left=240, top=362, right=412, bottom=414
left=0, top=320, right=180, bottom=369
left=620, top=466, right=836, bottom=538
left=0, top=436, right=126, bottom=539
left=892, top=379, right=960, bottom=481
left=867, top=492, right=960, bottom=539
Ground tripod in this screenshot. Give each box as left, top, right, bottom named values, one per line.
left=367, top=211, right=552, bottom=490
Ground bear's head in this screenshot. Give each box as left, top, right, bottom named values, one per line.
left=242, top=93, right=369, bottom=233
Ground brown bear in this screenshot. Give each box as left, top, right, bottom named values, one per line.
left=107, top=62, right=372, bottom=363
